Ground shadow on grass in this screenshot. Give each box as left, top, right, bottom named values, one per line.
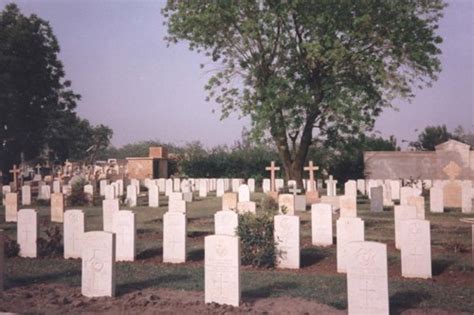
left=137, top=247, right=162, bottom=260
left=301, top=247, right=331, bottom=268
left=432, top=258, right=453, bottom=276
left=118, top=274, right=191, bottom=295
left=187, top=248, right=204, bottom=262
left=390, top=290, right=431, bottom=314
left=9, top=269, right=81, bottom=288
left=188, top=231, right=211, bottom=238
left=243, top=281, right=299, bottom=300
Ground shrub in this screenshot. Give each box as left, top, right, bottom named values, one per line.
left=3, top=235, right=20, bottom=257
left=68, top=178, right=89, bottom=206
left=38, top=226, right=63, bottom=257
left=237, top=197, right=278, bottom=268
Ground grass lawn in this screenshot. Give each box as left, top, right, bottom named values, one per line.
left=1, top=190, right=473, bottom=313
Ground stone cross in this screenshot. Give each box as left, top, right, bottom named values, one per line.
left=289, top=186, right=301, bottom=198
left=304, top=161, right=319, bottom=191
left=35, top=164, right=42, bottom=175
left=265, top=161, right=280, bottom=193
left=9, top=165, right=20, bottom=191
left=443, top=161, right=461, bottom=181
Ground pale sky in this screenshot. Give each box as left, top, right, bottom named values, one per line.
left=3, top=0, right=473, bottom=148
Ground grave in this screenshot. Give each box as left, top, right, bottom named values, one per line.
left=311, top=203, right=333, bottom=246
left=148, top=184, right=159, bottom=207
left=204, top=234, right=240, bottom=307
left=370, top=187, right=383, bottom=212
left=126, top=185, right=137, bottom=207
left=17, top=209, right=38, bottom=258
left=340, top=195, right=357, bottom=217
left=238, top=184, right=250, bottom=202
left=169, top=198, right=186, bottom=213
left=430, top=187, right=444, bottom=213
left=274, top=215, right=300, bottom=269
left=81, top=231, right=115, bottom=297
left=5, top=192, right=18, bottom=222
left=236, top=201, right=256, bottom=214
left=407, top=195, right=425, bottom=219
left=214, top=210, right=238, bottom=236
left=21, top=185, right=31, bottom=206
left=336, top=217, right=364, bottom=273
left=222, top=192, right=238, bottom=211
left=51, top=192, right=65, bottom=223
left=163, top=211, right=186, bottom=263
left=394, top=205, right=418, bottom=249
left=400, top=219, right=432, bottom=279
left=64, top=209, right=85, bottom=259
left=112, top=210, right=136, bottom=261
left=278, top=194, right=295, bottom=215
left=103, top=199, right=119, bottom=232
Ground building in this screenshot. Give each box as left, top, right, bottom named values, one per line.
left=126, top=147, right=169, bottom=179
left=364, top=140, right=473, bottom=180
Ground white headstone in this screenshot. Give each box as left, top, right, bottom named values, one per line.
left=99, top=179, right=108, bottom=196
left=131, top=179, right=140, bottom=194
left=311, top=203, right=333, bottom=246
left=5, top=192, right=18, bottom=222
left=394, top=205, right=418, bottom=250
left=357, top=179, right=366, bottom=195
left=429, top=187, right=444, bottom=213
left=102, top=199, right=119, bottom=232
left=126, top=185, right=137, bottom=207
left=247, top=179, right=255, bottom=193
left=148, top=184, right=159, bottom=207
left=339, top=195, right=357, bottom=218
left=169, top=198, right=186, bottom=213
left=236, top=201, right=256, bottom=214
left=199, top=179, right=208, bottom=198
left=407, top=195, right=425, bottom=219
left=165, top=179, right=173, bottom=196
left=461, top=180, right=473, bottom=213
left=112, top=210, right=136, bottom=262
left=53, top=180, right=61, bottom=194
left=222, top=192, right=238, bottom=211
left=163, top=211, right=186, bottom=263
left=344, top=180, right=357, bottom=198
left=84, top=184, right=94, bottom=196
left=51, top=192, right=65, bottom=223
left=262, top=179, right=271, bottom=193
left=274, top=215, right=300, bottom=269
left=38, top=185, right=51, bottom=200
left=400, top=219, right=432, bottom=279
left=204, top=234, right=240, bottom=307
left=64, top=209, right=85, bottom=259
left=347, top=241, right=389, bottom=315
left=278, top=194, right=295, bottom=215
left=81, top=231, right=115, bottom=297
left=238, top=184, right=250, bottom=202
left=215, top=210, right=238, bottom=236
left=104, top=185, right=115, bottom=200
left=216, top=179, right=225, bottom=197
left=21, top=185, right=31, bottom=206
left=17, top=209, right=38, bottom=258
left=336, top=217, right=364, bottom=273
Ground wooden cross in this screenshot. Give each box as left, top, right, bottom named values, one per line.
left=9, top=164, right=21, bottom=191
left=443, top=161, right=461, bottom=181
left=265, top=161, right=280, bottom=192
left=304, top=161, right=319, bottom=191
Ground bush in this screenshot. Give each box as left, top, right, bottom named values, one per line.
left=3, top=235, right=20, bottom=257
left=38, top=226, right=63, bottom=257
left=68, top=178, right=89, bottom=206
left=237, top=197, right=278, bottom=268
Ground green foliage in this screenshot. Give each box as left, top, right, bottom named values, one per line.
left=163, top=0, right=446, bottom=181
left=3, top=234, right=20, bottom=257
left=68, top=179, right=89, bottom=206
left=38, top=226, right=63, bottom=257
left=410, top=125, right=459, bottom=151
left=237, top=196, right=278, bottom=268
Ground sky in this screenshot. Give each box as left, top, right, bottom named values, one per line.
left=2, top=0, right=473, bottom=148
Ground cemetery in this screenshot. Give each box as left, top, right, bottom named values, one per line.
left=0, top=1, right=473, bottom=314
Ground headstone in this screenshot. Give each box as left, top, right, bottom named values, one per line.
left=238, top=184, right=250, bottom=202
left=51, top=192, right=65, bottom=222
left=183, top=192, right=193, bottom=202
left=62, top=184, right=72, bottom=196
left=169, top=198, right=186, bottom=213
left=275, top=179, right=284, bottom=192
left=131, top=178, right=140, bottom=194
left=103, top=199, right=119, bottom=232
left=461, top=180, right=473, bottom=213
left=81, top=231, right=115, bottom=297
left=84, top=184, right=93, bottom=196
left=104, top=185, right=115, bottom=200
left=394, top=205, right=418, bottom=250
left=340, top=195, right=357, bottom=217
left=389, top=180, right=401, bottom=200
left=21, top=185, right=31, bottom=206
left=64, top=209, right=85, bottom=259
left=17, top=209, right=38, bottom=258
left=181, top=180, right=191, bottom=193
left=262, top=179, right=271, bottom=193
left=336, top=217, right=364, bottom=273
left=356, top=179, right=366, bottom=195
left=126, top=185, right=137, bottom=207
left=443, top=161, right=462, bottom=208
left=407, top=195, right=425, bottom=219
left=99, top=179, right=108, bottom=196
left=116, top=179, right=124, bottom=196
left=236, top=201, right=256, bottom=214
left=165, top=179, right=173, bottom=196
left=400, top=219, right=432, bottom=279
left=311, top=203, right=333, bottom=246
left=39, top=184, right=51, bottom=200
left=148, top=184, right=159, bottom=207
left=325, top=175, right=338, bottom=197
left=112, top=210, right=136, bottom=261
left=430, top=187, right=444, bottom=213
left=163, top=211, right=186, bottom=263
left=222, top=192, right=238, bottom=211
left=169, top=192, right=183, bottom=200
left=216, top=179, right=225, bottom=197
left=278, top=194, right=295, bottom=215
left=173, top=178, right=181, bottom=192
left=5, top=192, right=18, bottom=222
left=53, top=180, right=61, bottom=194
left=294, top=195, right=306, bottom=211
left=215, top=210, right=238, bottom=236
left=204, top=234, right=240, bottom=307
left=274, top=215, right=300, bottom=269
left=347, top=241, right=389, bottom=315
left=382, top=182, right=394, bottom=206
left=320, top=195, right=340, bottom=210
left=370, top=187, right=383, bottom=212
left=247, top=179, right=255, bottom=193
left=344, top=180, right=357, bottom=198
left=400, top=186, right=416, bottom=205
left=199, top=179, right=208, bottom=198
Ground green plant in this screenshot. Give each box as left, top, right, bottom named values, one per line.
left=4, top=235, right=20, bottom=257
left=38, top=226, right=63, bottom=257
left=68, top=178, right=88, bottom=206
left=237, top=197, right=278, bottom=268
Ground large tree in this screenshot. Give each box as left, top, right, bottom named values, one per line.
left=163, top=0, right=445, bottom=186
left=410, top=124, right=458, bottom=151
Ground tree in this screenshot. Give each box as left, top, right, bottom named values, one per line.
left=0, top=3, right=80, bottom=175
left=410, top=125, right=458, bottom=151
left=163, top=0, right=446, bottom=187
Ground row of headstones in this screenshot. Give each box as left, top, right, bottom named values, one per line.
left=1, top=181, right=70, bottom=205
left=3, top=192, right=66, bottom=223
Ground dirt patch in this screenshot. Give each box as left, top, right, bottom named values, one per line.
left=0, top=283, right=344, bottom=314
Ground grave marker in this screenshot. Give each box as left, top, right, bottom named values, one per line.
left=274, top=215, right=300, bottom=269
left=64, top=209, right=85, bottom=259
left=163, top=211, right=186, bottom=263
left=311, top=203, right=333, bottom=246
left=214, top=210, right=238, bottom=236
left=51, top=192, right=65, bottom=222
left=337, top=217, right=364, bottom=273
left=17, top=209, right=38, bottom=258
left=400, top=219, right=432, bottom=279
left=112, top=210, right=136, bottom=261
